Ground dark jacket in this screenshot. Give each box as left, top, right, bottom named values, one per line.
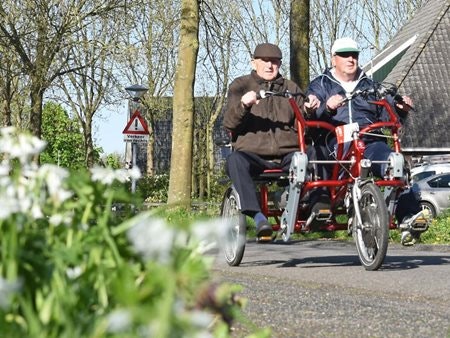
left=223, top=71, right=304, bottom=158
left=306, top=68, right=408, bottom=129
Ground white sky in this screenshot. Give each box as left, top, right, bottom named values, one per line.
left=94, top=103, right=129, bottom=155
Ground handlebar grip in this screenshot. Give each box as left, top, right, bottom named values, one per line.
left=394, top=94, right=415, bottom=111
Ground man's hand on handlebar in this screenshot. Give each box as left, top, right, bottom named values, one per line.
left=326, top=94, right=346, bottom=112
left=240, top=91, right=259, bottom=109
left=395, top=95, right=414, bottom=112
left=304, top=94, right=320, bottom=113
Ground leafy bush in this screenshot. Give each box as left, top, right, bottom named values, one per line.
left=0, top=128, right=264, bottom=338
left=420, top=211, right=450, bottom=244
left=137, top=173, right=170, bottom=203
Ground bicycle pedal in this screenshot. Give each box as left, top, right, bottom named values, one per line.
left=411, top=221, right=429, bottom=232
left=315, top=209, right=332, bottom=220
left=256, top=235, right=273, bottom=243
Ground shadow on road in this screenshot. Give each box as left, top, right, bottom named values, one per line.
left=239, top=252, right=450, bottom=270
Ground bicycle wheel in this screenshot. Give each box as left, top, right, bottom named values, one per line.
left=353, top=182, right=389, bottom=271
left=220, top=187, right=247, bottom=266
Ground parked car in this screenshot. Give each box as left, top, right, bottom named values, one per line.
left=411, top=173, right=450, bottom=218
left=409, top=163, right=450, bottom=183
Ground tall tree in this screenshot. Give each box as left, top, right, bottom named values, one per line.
left=167, top=0, right=199, bottom=206
left=118, top=0, right=180, bottom=175
left=55, top=14, right=122, bottom=167
left=0, top=45, right=26, bottom=127
left=290, top=0, right=310, bottom=89
left=194, top=0, right=236, bottom=198
left=0, top=0, right=124, bottom=141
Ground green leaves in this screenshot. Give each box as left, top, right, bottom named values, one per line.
left=40, top=102, right=86, bottom=169
left=0, top=127, right=255, bottom=337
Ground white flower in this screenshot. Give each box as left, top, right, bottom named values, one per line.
left=106, top=309, right=132, bottom=333
left=30, top=203, right=43, bottom=219
left=0, top=129, right=46, bottom=164
left=0, top=277, right=22, bottom=309
left=190, top=218, right=232, bottom=253
left=49, top=212, right=73, bottom=227
left=66, top=266, right=83, bottom=280
left=38, top=165, right=72, bottom=206
left=0, top=161, right=10, bottom=176
left=0, top=195, right=18, bottom=219
left=91, top=166, right=141, bottom=185
left=128, top=166, right=141, bottom=180
left=189, top=310, right=215, bottom=329
left=127, top=213, right=175, bottom=263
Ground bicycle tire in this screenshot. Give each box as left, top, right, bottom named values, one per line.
left=353, top=182, right=389, bottom=271
left=220, top=187, right=247, bottom=266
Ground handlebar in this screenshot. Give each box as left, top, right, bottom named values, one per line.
left=256, top=89, right=309, bottom=102
left=339, top=82, right=414, bottom=111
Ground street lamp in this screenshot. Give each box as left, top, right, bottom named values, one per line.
left=125, top=84, right=148, bottom=193
left=125, top=84, right=148, bottom=102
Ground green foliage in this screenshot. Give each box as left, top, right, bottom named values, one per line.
left=103, top=153, right=123, bottom=169
left=136, top=173, right=170, bottom=203
left=419, top=212, right=450, bottom=244
left=136, top=172, right=229, bottom=207
left=208, top=172, right=231, bottom=204
left=40, top=102, right=85, bottom=169
left=0, top=128, right=263, bottom=338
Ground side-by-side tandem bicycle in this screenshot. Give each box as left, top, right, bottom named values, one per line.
left=220, top=82, right=429, bottom=271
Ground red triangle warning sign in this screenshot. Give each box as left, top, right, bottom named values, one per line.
left=122, top=110, right=150, bottom=135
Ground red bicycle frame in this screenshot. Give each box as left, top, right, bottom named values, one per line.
left=284, top=94, right=407, bottom=231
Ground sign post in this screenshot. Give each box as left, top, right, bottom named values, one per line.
left=123, top=110, right=150, bottom=193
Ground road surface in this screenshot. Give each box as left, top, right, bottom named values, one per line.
left=212, top=240, right=450, bottom=337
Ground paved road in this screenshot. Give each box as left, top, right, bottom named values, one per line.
left=211, top=240, right=450, bottom=338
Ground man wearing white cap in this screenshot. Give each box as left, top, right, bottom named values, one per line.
left=306, top=37, right=423, bottom=238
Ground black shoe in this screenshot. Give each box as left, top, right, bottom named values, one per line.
left=256, top=219, right=273, bottom=238
left=309, top=192, right=331, bottom=214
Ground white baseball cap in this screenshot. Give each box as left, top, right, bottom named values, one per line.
left=331, top=37, right=360, bottom=55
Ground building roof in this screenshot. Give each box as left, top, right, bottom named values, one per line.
left=363, top=0, right=450, bottom=154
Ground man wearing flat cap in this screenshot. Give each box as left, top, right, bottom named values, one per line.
left=223, top=42, right=318, bottom=239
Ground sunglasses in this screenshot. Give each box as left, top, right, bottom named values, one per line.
left=334, top=52, right=359, bottom=59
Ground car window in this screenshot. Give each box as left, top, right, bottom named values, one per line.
left=413, top=171, right=436, bottom=182
left=428, top=174, right=450, bottom=188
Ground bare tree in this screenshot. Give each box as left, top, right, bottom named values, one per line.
left=0, top=0, right=125, bottom=142
left=0, top=46, right=27, bottom=127
left=192, top=0, right=238, bottom=198
left=167, top=0, right=199, bottom=207
left=55, top=14, right=123, bottom=167
left=117, top=0, right=180, bottom=175
left=309, top=0, right=428, bottom=76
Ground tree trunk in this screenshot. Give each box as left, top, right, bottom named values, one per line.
left=290, top=0, right=310, bottom=89
left=146, top=133, right=155, bottom=176
left=85, top=118, right=95, bottom=167
left=167, top=0, right=199, bottom=207
left=29, top=79, right=44, bottom=140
